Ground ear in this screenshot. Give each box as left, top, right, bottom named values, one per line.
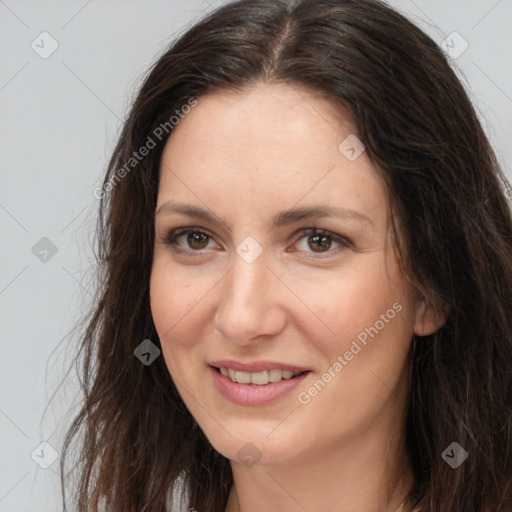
left=413, top=298, right=447, bottom=336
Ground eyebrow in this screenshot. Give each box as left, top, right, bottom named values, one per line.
left=155, top=200, right=373, bottom=231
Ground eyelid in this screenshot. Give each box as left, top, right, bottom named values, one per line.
left=160, top=226, right=352, bottom=257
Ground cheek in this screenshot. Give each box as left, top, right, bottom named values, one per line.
left=304, top=263, right=415, bottom=378
left=149, top=264, right=208, bottom=386
left=149, top=260, right=203, bottom=346
left=310, top=265, right=407, bottom=331
left=149, top=255, right=209, bottom=334
left=297, top=277, right=412, bottom=431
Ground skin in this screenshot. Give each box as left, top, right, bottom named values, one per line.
left=150, top=82, right=445, bottom=512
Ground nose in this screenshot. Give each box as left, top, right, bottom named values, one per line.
left=213, top=249, right=287, bottom=345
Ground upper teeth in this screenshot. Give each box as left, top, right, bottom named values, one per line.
left=219, top=367, right=301, bottom=385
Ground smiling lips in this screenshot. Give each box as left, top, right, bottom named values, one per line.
left=210, top=359, right=310, bottom=385
left=209, top=360, right=311, bottom=405
left=217, top=367, right=305, bottom=385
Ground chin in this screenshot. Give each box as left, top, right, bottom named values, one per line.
left=206, top=428, right=304, bottom=467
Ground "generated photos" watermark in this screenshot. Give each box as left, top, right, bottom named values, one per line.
left=93, top=97, right=197, bottom=199
left=298, top=301, right=403, bottom=405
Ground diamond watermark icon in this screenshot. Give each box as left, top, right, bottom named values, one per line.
left=441, top=32, right=469, bottom=59
left=338, top=134, right=365, bottom=161
left=441, top=441, right=469, bottom=469
left=31, top=31, right=59, bottom=59
left=236, top=236, right=263, bottom=264
left=134, top=339, right=161, bottom=366
left=237, top=442, right=262, bottom=467
left=32, top=237, right=58, bottom=263
left=31, top=441, right=59, bottom=469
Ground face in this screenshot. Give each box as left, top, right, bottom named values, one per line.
left=150, top=82, right=441, bottom=467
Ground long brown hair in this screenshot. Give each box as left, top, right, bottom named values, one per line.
left=60, top=0, right=512, bottom=510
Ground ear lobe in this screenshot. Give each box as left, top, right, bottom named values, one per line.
left=414, top=299, right=448, bottom=336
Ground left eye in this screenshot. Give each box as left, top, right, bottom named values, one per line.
left=291, top=228, right=350, bottom=255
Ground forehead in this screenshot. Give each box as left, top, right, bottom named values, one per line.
left=157, top=82, right=389, bottom=231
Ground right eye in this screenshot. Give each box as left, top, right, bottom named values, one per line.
left=162, top=227, right=219, bottom=254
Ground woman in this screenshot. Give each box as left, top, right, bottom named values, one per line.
left=60, top=0, right=512, bottom=511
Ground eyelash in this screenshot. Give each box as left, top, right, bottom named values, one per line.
left=160, top=226, right=352, bottom=259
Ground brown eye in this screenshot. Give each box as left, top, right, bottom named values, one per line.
left=186, top=231, right=210, bottom=250
left=292, top=228, right=352, bottom=257
left=307, top=232, right=333, bottom=252
left=164, top=228, right=214, bottom=252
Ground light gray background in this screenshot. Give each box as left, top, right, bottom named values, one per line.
left=1, top=1, right=511, bottom=511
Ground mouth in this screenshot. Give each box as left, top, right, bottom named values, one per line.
left=208, top=364, right=312, bottom=406
left=210, top=366, right=310, bottom=385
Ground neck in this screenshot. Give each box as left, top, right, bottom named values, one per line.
left=226, top=452, right=413, bottom=512
left=224, top=404, right=413, bottom=512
